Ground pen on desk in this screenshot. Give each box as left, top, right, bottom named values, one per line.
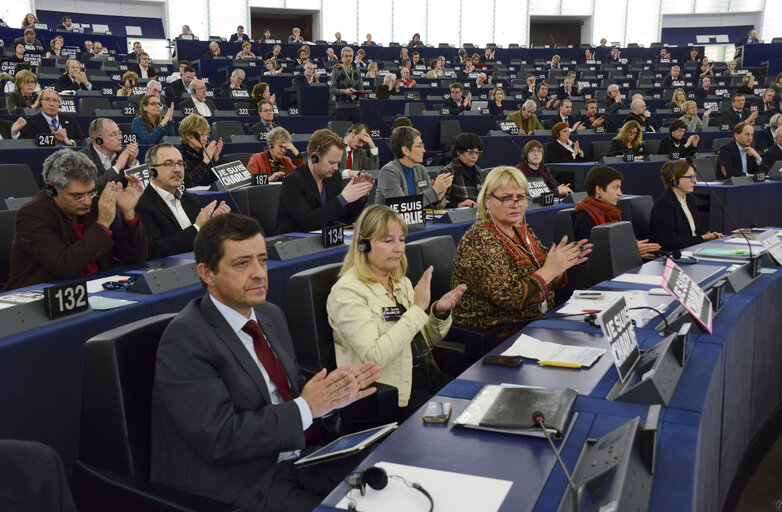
left=538, top=361, right=582, bottom=369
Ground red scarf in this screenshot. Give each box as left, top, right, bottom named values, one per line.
left=575, top=196, right=621, bottom=226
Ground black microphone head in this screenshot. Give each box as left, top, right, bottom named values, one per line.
left=192, top=130, right=200, bottom=139
left=672, top=250, right=682, bottom=259
left=532, top=411, right=545, bottom=425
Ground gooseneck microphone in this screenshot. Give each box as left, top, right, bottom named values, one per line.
left=191, top=130, right=241, bottom=214
left=532, top=411, right=580, bottom=512
left=690, top=161, right=754, bottom=261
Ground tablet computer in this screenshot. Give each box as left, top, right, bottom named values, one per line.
left=293, top=422, right=398, bottom=467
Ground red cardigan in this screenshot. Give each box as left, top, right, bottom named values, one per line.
left=247, top=151, right=304, bottom=176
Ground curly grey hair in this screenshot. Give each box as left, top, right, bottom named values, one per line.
left=389, top=126, right=422, bottom=159
left=266, top=126, right=292, bottom=149
left=42, top=150, right=98, bottom=190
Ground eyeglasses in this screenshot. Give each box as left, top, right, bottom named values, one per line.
left=679, top=175, right=697, bottom=181
left=464, top=150, right=483, bottom=156
left=527, top=149, right=543, bottom=154
left=154, top=160, right=185, bottom=169
left=67, top=190, right=98, bottom=202
left=147, top=101, right=162, bottom=106
left=492, top=193, right=530, bottom=207
left=24, top=79, right=37, bottom=85
left=411, top=143, right=425, bottom=149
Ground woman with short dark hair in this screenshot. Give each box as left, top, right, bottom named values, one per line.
left=649, top=160, right=725, bottom=250
left=658, top=119, right=699, bottom=159
left=573, top=166, right=660, bottom=257
left=546, top=122, right=585, bottom=163
left=516, top=140, right=572, bottom=197
left=438, top=133, right=484, bottom=208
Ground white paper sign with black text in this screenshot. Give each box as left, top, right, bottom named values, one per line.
left=598, top=296, right=641, bottom=383
left=661, top=258, right=713, bottom=333
left=212, top=160, right=252, bottom=191
left=386, top=194, right=425, bottom=229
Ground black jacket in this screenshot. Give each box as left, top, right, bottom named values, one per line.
left=649, top=188, right=706, bottom=251
left=608, top=140, right=648, bottom=160
left=624, top=112, right=658, bottom=132
left=228, top=33, right=250, bottom=42
left=130, top=64, right=157, bottom=78
left=180, top=144, right=218, bottom=189
left=167, top=78, right=189, bottom=97
left=761, top=144, right=782, bottom=170
left=658, top=135, right=696, bottom=160
left=0, top=119, right=16, bottom=139
left=55, top=74, right=90, bottom=93
left=78, top=144, right=124, bottom=192
left=20, top=113, right=84, bottom=145
left=545, top=141, right=585, bottom=164
left=723, top=108, right=752, bottom=128
left=716, top=140, right=767, bottom=178
left=443, top=98, right=470, bottom=115
left=276, top=163, right=365, bottom=234
left=180, top=98, right=218, bottom=116
left=135, top=184, right=201, bottom=258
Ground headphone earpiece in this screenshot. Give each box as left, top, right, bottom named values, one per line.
left=348, top=466, right=388, bottom=496
left=671, top=176, right=679, bottom=187
left=149, top=167, right=158, bottom=178
left=357, top=239, right=371, bottom=253
left=311, top=152, right=320, bottom=164
left=44, top=182, right=57, bottom=198
left=95, top=136, right=104, bottom=146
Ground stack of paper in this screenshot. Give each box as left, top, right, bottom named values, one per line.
left=500, top=334, right=605, bottom=367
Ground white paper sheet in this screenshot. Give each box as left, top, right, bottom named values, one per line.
left=611, top=273, right=662, bottom=286
left=87, top=275, right=127, bottom=294
left=89, top=296, right=137, bottom=310
left=501, top=334, right=605, bottom=367
left=723, top=237, right=762, bottom=246
left=335, top=461, right=512, bottom=512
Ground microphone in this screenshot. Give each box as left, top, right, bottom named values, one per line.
left=532, top=411, right=580, bottom=512
left=689, top=161, right=754, bottom=262
left=658, top=249, right=699, bottom=264
left=191, top=130, right=241, bottom=214
left=595, top=147, right=636, bottom=163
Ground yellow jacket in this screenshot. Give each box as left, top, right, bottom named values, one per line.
left=327, top=267, right=451, bottom=407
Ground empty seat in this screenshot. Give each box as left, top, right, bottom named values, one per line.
left=439, top=120, right=461, bottom=152
left=210, top=121, right=245, bottom=140
left=404, top=102, right=425, bottom=116
left=584, top=221, right=642, bottom=286
left=78, top=97, right=112, bottom=115
left=0, top=164, right=40, bottom=201
left=327, top=120, right=352, bottom=135
left=234, top=185, right=281, bottom=236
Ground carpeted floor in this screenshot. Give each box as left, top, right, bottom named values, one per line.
left=735, top=431, right=782, bottom=512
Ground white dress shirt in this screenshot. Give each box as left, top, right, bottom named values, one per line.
left=150, top=182, right=194, bottom=230
left=192, top=96, right=212, bottom=116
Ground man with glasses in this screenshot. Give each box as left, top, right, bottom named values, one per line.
left=20, top=89, right=84, bottom=147
left=130, top=52, right=157, bottom=80
left=168, top=65, right=196, bottom=97
left=717, top=121, right=768, bottom=178
left=624, top=98, right=658, bottom=132
left=136, top=144, right=230, bottom=258
left=250, top=100, right=278, bottom=135
left=129, top=79, right=164, bottom=109
left=444, top=83, right=472, bottom=115
left=5, top=150, right=147, bottom=290
left=376, top=126, right=453, bottom=206
left=83, top=40, right=106, bottom=60
left=181, top=79, right=216, bottom=117
left=79, top=118, right=140, bottom=192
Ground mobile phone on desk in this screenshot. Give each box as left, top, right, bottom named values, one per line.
left=482, top=355, right=523, bottom=368
left=423, top=401, right=451, bottom=423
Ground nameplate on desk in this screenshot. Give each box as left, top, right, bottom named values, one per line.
left=126, top=262, right=199, bottom=294
left=236, top=105, right=250, bottom=116
left=480, top=108, right=489, bottom=115
left=322, top=224, right=345, bottom=248
left=122, top=105, right=137, bottom=116
left=101, top=87, right=114, bottom=95
left=251, top=174, right=269, bottom=185
left=498, top=121, right=519, bottom=135
left=753, top=172, right=766, bottom=182
left=122, top=133, right=137, bottom=144
left=266, top=235, right=330, bottom=261
left=24, top=53, right=42, bottom=67
left=661, top=258, right=713, bottom=333
left=183, top=107, right=195, bottom=115
left=230, top=89, right=249, bottom=98
left=212, top=160, right=252, bottom=192
left=598, top=296, right=641, bottom=383
left=288, top=107, right=299, bottom=115
left=725, top=175, right=761, bottom=185
left=36, top=134, right=55, bottom=147
left=386, top=194, right=425, bottom=229
left=527, top=177, right=549, bottom=200
left=757, top=230, right=782, bottom=266
left=123, top=163, right=151, bottom=188
left=434, top=207, right=477, bottom=224
left=43, top=280, right=89, bottom=320
left=0, top=290, right=92, bottom=338
left=33, top=22, right=48, bottom=30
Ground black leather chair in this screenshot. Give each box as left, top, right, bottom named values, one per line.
left=405, top=235, right=498, bottom=360
left=234, top=185, right=281, bottom=236
left=0, top=439, right=77, bottom=512
left=0, top=164, right=40, bottom=201
left=0, top=209, right=17, bottom=288
left=627, top=195, right=654, bottom=240
left=584, top=221, right=642, bottom=286
left=72, top=314, right=240, bottom=512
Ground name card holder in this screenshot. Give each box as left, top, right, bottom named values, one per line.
left=126, top=263, right=200, bottom=294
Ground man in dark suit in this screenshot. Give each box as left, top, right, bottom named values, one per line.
left=228, top=25, right=250, bottom=42
left=79, top=118, right=140, bottom=192
left=248, top=100, right=279, bottom=135
left=339, top=123, right=380, bottom=177
left=13, top=29, right=44, bottom=52
left=755, top=88, right=778, bottom=114
left=693, top=76, right=711, bottom=99
left=761, top=129, right=782, bottom=170
left=5, top=150, right=147, bottom=291
left=717, top=122, right=767, bottom=178
left=443, top=82, right=472, bottom=115
left=180, top=80, right=217, bottom=116
left=624, top=98, right=658, bottom=132
left=150, top=213, right=380, bottom=511
left=136, top=144, right=230, bottom=258
left=724, top=93, right=759, bottom=128
left=292, top=62, right=320, bottom=86
left=276, top=129, right=373, bottom=233
left=20, top=90, right=85, bottom=147
left=679, top=47, right=699, bottom=66
left=130, top=52, right=157, bottom=79
left=56, top=16, right=76, bottom=31
left=0, top=117, right=26, bottom=140
left=167, top=65, right=196, bottom=97
left=55, top=59, right=93, bottom=92
left=556, top=98, right=584, bottom=130
left=128, top=41, right=143, bottom=60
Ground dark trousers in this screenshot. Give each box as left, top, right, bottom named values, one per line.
left=336, top=106, right=362, bottom=123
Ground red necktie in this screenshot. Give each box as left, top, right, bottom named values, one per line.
left=346, top=150, right=353, bottom=170
left=242, top=320, right=320, bottom=446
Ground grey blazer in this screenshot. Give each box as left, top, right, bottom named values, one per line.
left=339, top=146, right=379, bottom=171
left=375, top=159, right=441, bottom=207
left=151, top=295, right=308, bottom=511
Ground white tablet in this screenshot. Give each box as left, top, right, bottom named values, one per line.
left=293, top=422, right=398, bottom=467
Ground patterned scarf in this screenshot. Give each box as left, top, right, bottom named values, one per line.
left=575, top=196, right=622, bottom=226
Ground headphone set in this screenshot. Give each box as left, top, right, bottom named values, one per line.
left=44, top=182, right=57, bottom=198
left=310, top=142, right=322, bottom=164
left=149, top=166, right=158, bottom=178
left=346, top=466, right=433, bottom=512
left=356, top=206, right=374, bottom=254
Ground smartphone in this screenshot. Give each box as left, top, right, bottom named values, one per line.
left=423, top=401, right=452, bottom=423
left=482, top=355, right=523, bottom=368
